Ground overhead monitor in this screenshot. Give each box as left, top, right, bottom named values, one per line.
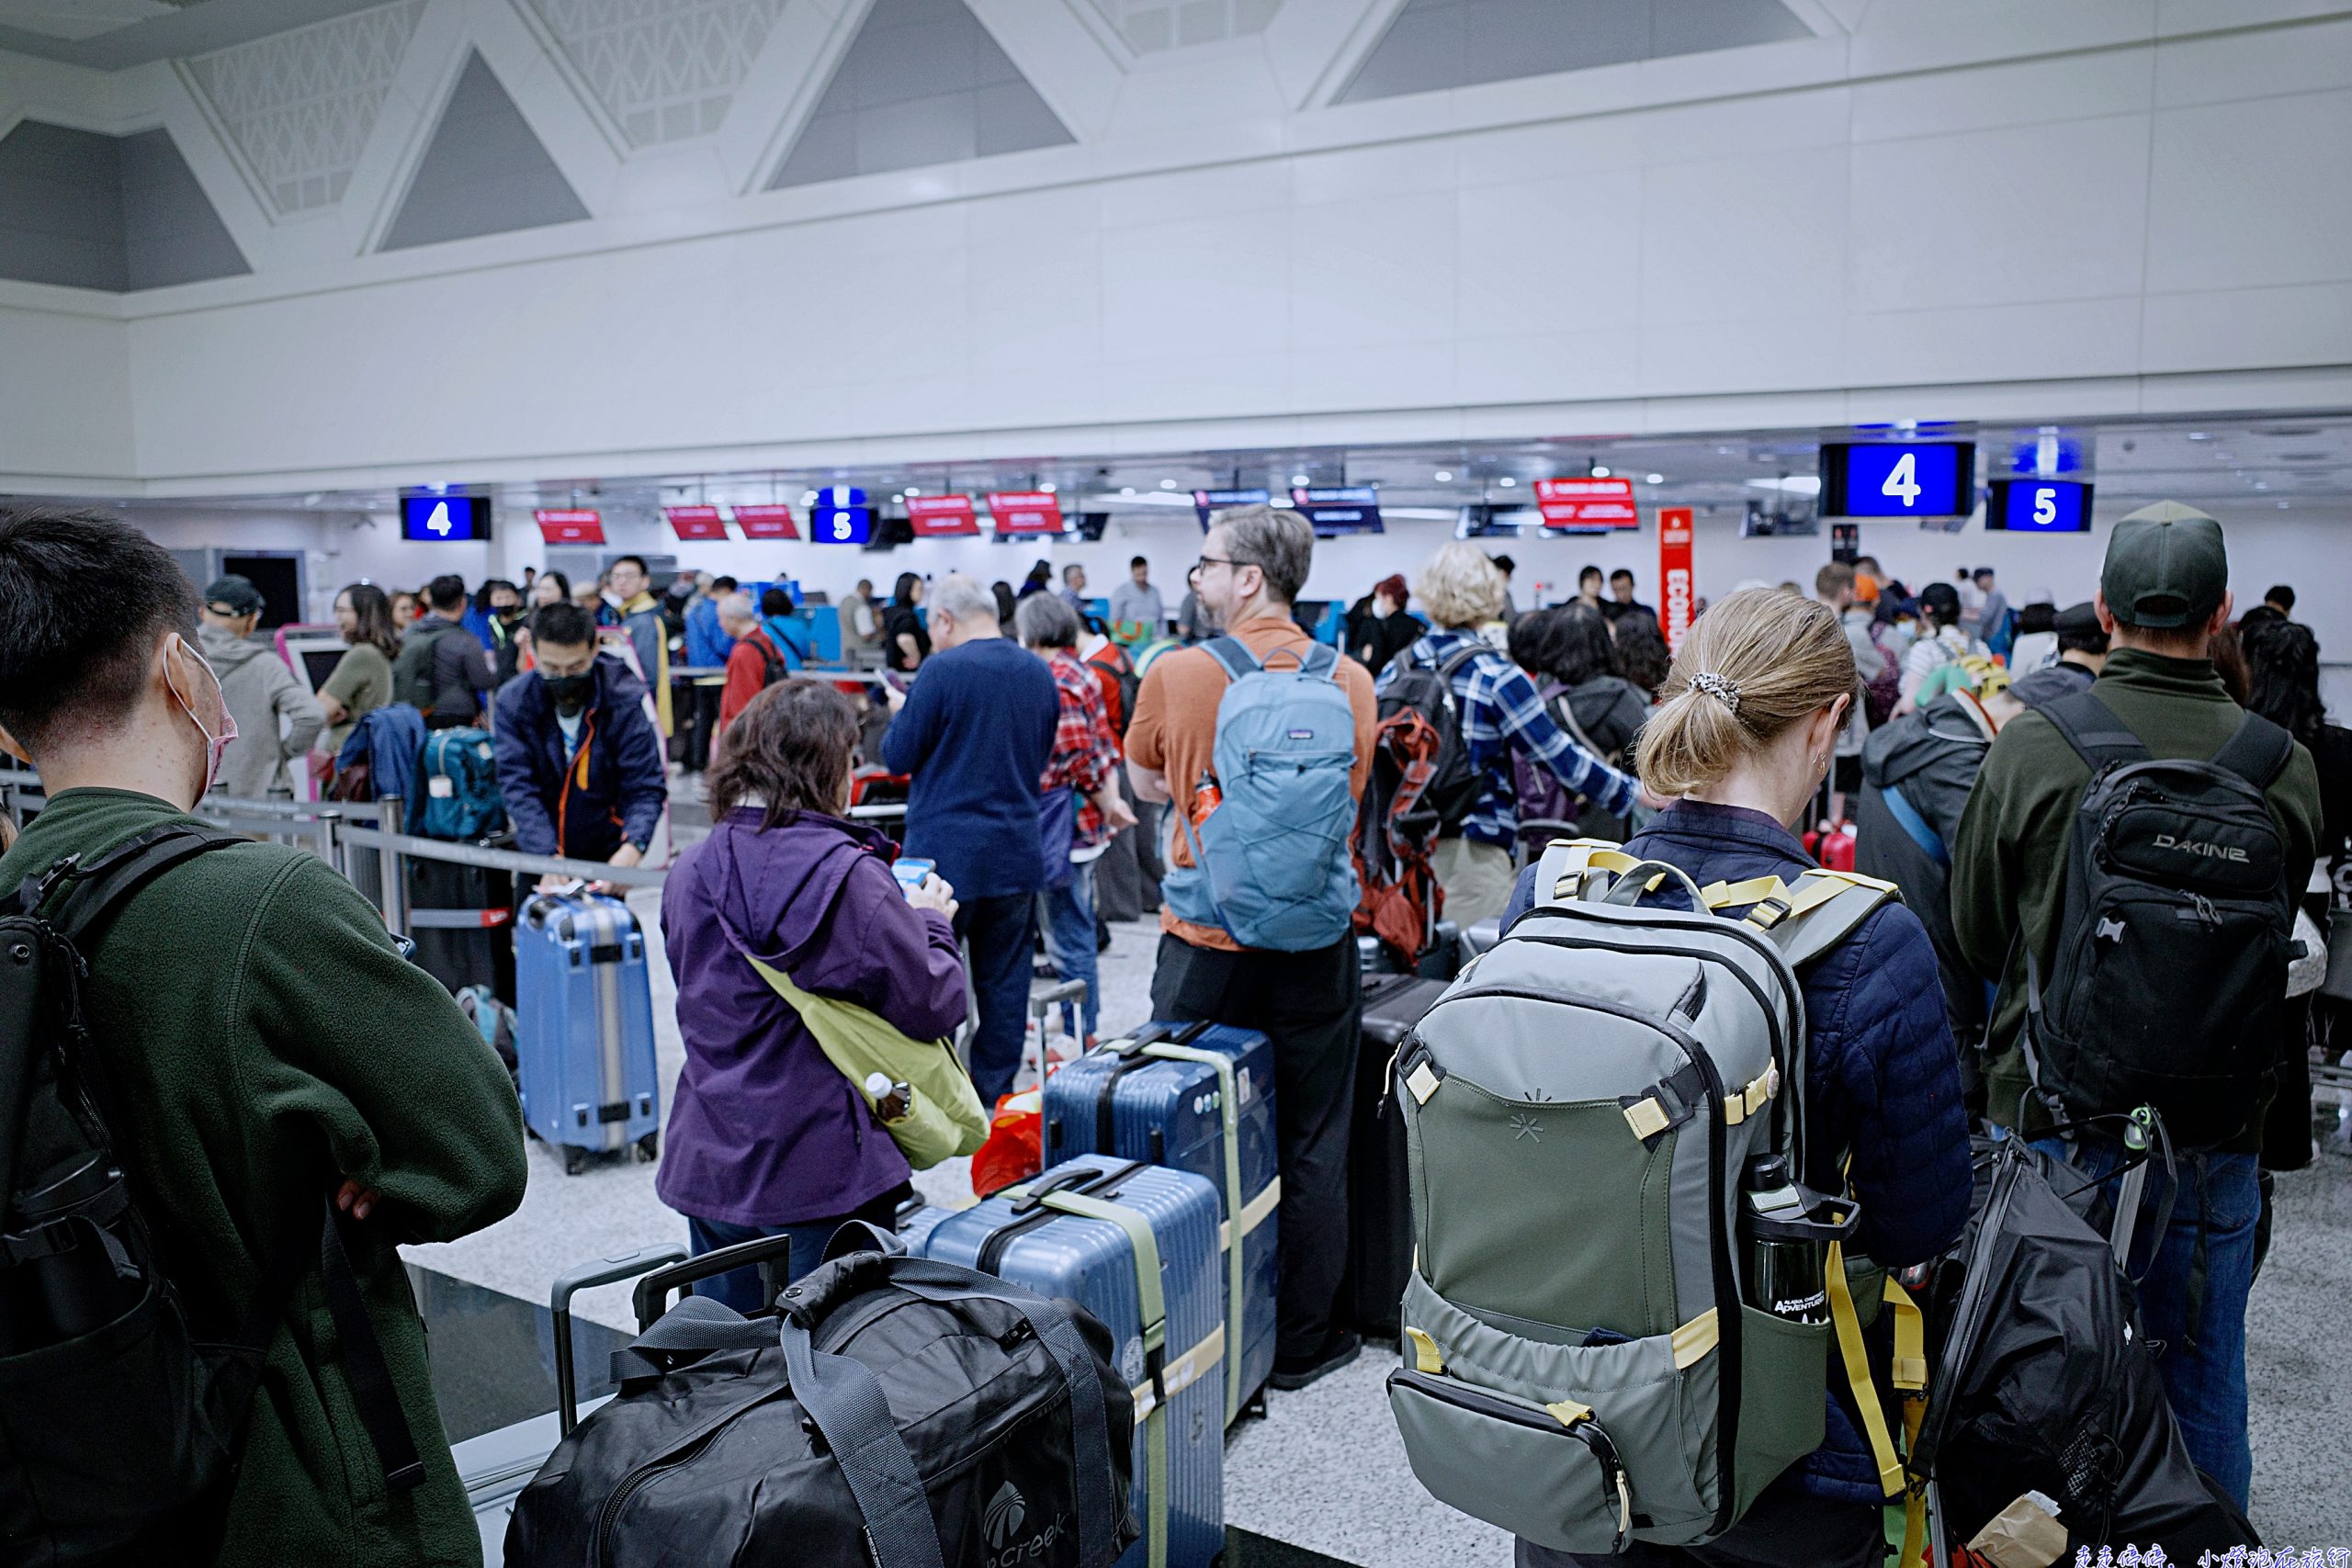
left=1818, top=442, right=1975, bottom=520
left=401, top=492, right=487, bottom=542
left=810, top=487, right=870, bottom=545
left=217, top=553, right=303, bottom=628
left=1986, top=479, right=2094, bottom=534
left=1290, top=486, right=1382, bottom=536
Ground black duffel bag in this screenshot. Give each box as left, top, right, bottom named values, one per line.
left=1911, top=1135, right=2255, bottom=1562
left=506, top=1243, right=1137, bottom=1568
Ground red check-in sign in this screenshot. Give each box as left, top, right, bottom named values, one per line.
left=1535, top=477, right=1639, bottom=529
left=987, top=491, right=1064, bottom=536
left=907, top=494, right=979, bottom=536
left=1659, top=508, right=1695, bottom=651
left=534, top=508, right=605, bottom=545
left=664, top=505, right=728, bottom=541
left=734, top=504, right=799, bottom=540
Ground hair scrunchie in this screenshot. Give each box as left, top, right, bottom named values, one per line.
left=1689, top=671, right=1741, bottom=714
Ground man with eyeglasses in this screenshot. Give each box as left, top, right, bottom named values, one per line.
left=1125, top=505, right=1378, bottom=1391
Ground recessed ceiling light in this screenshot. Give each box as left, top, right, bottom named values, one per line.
left=799, top=491, right=819, bottom=506
left=1645, top=473, right=1665, bottom=486
left=1120, top=487, right=1136, bottom=497
left=1590, top=465, right=1611, bottom=479
left=890, top=493, right=905, bottom=503
left=1040, top=482, right=1057, bottom=493
left=1433, top=470, right=1453, bottom=482
left=2254, top=481, right=2268, bottom=491
left=1290, top=473, right=1311, bottom=487
left=1159, top=479, right=1178, bottom=490
left=2187, top=432, right=2211, bottom=440
left=904, top=486, right=922, bottom=496
left=1498, top=477, right=1516, bottom=488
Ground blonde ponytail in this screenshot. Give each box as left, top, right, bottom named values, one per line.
left=1634, top=587, right=1858, bottom=797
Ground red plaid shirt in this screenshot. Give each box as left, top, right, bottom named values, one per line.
left=1043, top=650, right=1121, bottom=849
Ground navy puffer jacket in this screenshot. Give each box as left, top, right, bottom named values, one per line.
left=1502, top=799, right=1973, bottom=1507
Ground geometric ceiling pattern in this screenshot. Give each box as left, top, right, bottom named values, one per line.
left=1338, top=0, right=1808, bottom=104
left=182, top=0, right=424, bottom=215
left=378, top=51, right=589, bottom=252
left=524, top=0, right=789, bottom=147
left=1090, top=0, right=1283, bottom=53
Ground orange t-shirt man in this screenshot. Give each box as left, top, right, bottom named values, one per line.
left=1125, top=615, right=1376, bottom=953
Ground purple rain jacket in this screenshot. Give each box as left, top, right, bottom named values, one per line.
left=655, top=806, right=967, bottom=1227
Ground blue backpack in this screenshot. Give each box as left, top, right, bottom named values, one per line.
left=415, top=727, right=506, bottom=841
left=1164, top=637, right=1360, bottom=951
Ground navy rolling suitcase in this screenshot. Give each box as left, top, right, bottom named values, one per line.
left=1040, top=1021, right=1278, bottom=1424
left=514, top=890, right=661, bottom=1174
left=915, top=1155, right=1225, bottom=1568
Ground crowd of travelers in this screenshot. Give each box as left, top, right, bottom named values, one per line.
left=1, top=494, right=2346, bottom=1565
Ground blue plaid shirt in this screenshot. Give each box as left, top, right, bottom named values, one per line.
left=1379, top=628, right=1640, bottom=849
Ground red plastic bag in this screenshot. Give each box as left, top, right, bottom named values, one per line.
left=969, top=1089, right=1042, bottom=1199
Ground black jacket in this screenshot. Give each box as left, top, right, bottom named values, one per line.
left=1855, top=691, right=1999, bottom=1040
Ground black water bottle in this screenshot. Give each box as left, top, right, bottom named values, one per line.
left=1742, top=1153, right=1828, bottom=1325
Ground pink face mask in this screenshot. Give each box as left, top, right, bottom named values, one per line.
left=164, top=635, right=238, bottom=797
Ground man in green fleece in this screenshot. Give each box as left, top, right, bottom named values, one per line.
left=0, top=509, right=528, bottom=1566
left=1951, top=502, right=2319, bottom=1510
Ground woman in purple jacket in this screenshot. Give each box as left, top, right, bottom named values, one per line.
left=657, top=680, right=966, bottom=1307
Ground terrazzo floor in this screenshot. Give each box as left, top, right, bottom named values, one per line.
left=408, top=886, right=2352, bottom=1565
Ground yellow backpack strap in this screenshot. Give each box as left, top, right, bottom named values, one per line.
left=1534, top=838, right=1626, bottom=901
left=1824, top=1239, right=1905, bottom=1500
left=1768, top=873, right=1899, bottom=968
left=1885, top=1277, right=1930, bottom=1568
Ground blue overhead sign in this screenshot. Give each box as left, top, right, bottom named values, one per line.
left=810, top=486, right=870, bottom=545
left=1290, top=486, right=1383, bottom=535
left=1819, top=442, right=1975, bottom=519
left=401, top=493, right=484, bottom=541
left=1193, top=488, right=1271, bottom=528
left=1987, top=479, right=2093, bottom=534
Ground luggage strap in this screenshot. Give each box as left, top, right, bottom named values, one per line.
left=1698, top=869, right=1899, bottom=969
left=780, top=1311, right=948, bottom=1568
left=1878, top=784, right=1948, bottom=868
left=1023, top=1188, right=1171, bottom=1568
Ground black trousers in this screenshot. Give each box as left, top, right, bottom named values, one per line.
left=1515, top=1484, right=1883, bottom=1568
left=1149, top=931, right=1360, bottom=1359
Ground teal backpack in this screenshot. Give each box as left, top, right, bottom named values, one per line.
left=416, top=728, right=505, bottom=842
left=1163, top=637, right=1359, bottom=952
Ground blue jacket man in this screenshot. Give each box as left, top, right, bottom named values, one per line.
left=683, top=581, right=738, bottom=668
left=1504, top=801, right=1972, bottom=1511
left=493, top=607, right=667, bottom=863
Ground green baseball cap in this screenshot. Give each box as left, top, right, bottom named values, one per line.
left=2101, top=502, right=2227, bottom=630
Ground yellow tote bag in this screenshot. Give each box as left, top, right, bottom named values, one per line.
left=744, top=954, right=988, bottom=1169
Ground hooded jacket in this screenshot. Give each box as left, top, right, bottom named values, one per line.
left=198, top=622, right=324, bottom=800
left=1504, top=801, right=1973, bottom=1510
left=491, top=654, right=667, bottom=862
left=656, top=807, right=967, bottom=1225
left=1855, top=690, right=2001, bottom=1040
left=601, top=591, right=673, bottom=737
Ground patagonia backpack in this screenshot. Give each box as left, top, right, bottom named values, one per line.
left=2022, top=690, right=2295, bottom=1146
left=1163, top=637, right=1360, bottom=952
left=415, top=727, right=505, bottom=842
left=1374, top=641, right=1488, bottom=832
left=1388, top=840, right=1927, bottom=1557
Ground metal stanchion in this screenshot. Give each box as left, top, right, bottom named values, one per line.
left=376, top=797, right=407, bottom=931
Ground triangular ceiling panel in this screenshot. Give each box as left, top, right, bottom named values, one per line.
left=379, top=51, right=590, bottom=252
left=768, top=0, right=1073, bottom=192
left=526, top=0, right=790, bottom=148
left=0, top=118, right=248, bottom=292
left=1338, top=0, right=1809, bottom=104
left=1091, top=0, right=1283, bottom=53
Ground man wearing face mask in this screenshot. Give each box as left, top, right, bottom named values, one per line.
left=0, top=509, right=527, bottom=1565
left=492, top=601, right=669, bottom=887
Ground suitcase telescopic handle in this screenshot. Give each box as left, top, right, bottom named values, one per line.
left=629, top=1234, right=800, bottom=1333
left=549, top=1245, right=688, bottom=1437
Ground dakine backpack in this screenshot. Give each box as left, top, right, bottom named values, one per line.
left=415, top=726, right=506, bottom=842
left=1375, top=642, right=1488, bottom=831
left=1387, top=840, right=1926, bottom=1555
left=2023, top=690, right=2296, bottom=1146
left=1163, top=637, right=1360, bottom=952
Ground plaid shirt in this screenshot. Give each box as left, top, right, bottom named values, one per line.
left=1380, top=628, right=1639, bottom=848
left=1043, top=649, right=1121, bottom=849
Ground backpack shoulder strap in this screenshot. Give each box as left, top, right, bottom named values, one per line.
left=1701, top=866, right=1899, bottom=969
left=2209, top=709, right=2294, bottom=790
left=1435, top=641, right=1487, bottom=680
left=1296, top=641, right=1340, bottom=680
left=1202, top=636, right=1259, bottom=682
left=2035, top=689, right=2149, bottom=773
left=41, top=823, right=243, bottom=946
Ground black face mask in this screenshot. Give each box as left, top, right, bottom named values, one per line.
left=543, top=671, right=594, bottom=715
left=494, top=604, right=523, bottom=625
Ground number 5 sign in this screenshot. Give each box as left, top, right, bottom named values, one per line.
left=1659, top=507, right=1694, bottom=652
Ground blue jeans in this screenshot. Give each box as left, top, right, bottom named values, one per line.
left=2031, top=1134, right=2260, bottom=1507
left=684, top=1185, right=907, bottom=1313
left=1037, top=861, right=1100, bottom=1041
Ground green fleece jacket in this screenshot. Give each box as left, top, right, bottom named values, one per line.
left=0, top=789, right=527, bottom=1567
left=1950, top=649, right=2322, bottom=1149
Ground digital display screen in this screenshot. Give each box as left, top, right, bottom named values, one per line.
left=1986, top=479, right=2093, bottom=533
left=810, top=487, right=869, bottom=545
left=1819, top=443, right=1975, bottom=519
left=1291, top=486, right=1383, bottom=536
left=401, top=493, right=484, bottom=541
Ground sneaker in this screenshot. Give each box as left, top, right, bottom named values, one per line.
left=1269, top=1330, right=1361, bottom=1391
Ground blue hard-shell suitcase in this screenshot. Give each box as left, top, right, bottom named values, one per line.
left=915, top=1155, right=1225, bottom=1568
left=1042, top=1021, right=1279, bottom=1423
left=513, top=891, right=661, bottom=1174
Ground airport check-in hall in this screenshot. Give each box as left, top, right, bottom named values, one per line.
left=0, top=2, right=2349, bottom=1566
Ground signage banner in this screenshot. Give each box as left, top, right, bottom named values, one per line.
left=1658, top=507, right=1694, bottom=652
left=1192, top=488, right=1271, bottom=529
left=907, top=494, right=979, bottom=536
left=733, top=503, right=799, bottom=540
left=534, top=508, right=605, bottom=545
left=1290, top=486, right=1382, bottom=535
left=806, top=489, right=868, bottom=545
left=664, top=505, right=728, bottom=541
left=987, top=491, right=1065, bottom=536
left=1533, top=477, right=1639, bottom=529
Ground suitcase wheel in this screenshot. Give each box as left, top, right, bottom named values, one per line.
left=562, top=1145, right=590, bottom=1177
left=635, top=1133, right=660, bottom=1164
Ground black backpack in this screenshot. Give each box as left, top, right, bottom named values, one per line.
left=2025, top=691, right=2296, bottom=1145
left=1373, top=641, right=1487, bottom=832
left=507, top=1244, right=1137, bottom=1568
left=0, top=825, right=426, bottom=1563
left=752, top=623, right=810, bottom=690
